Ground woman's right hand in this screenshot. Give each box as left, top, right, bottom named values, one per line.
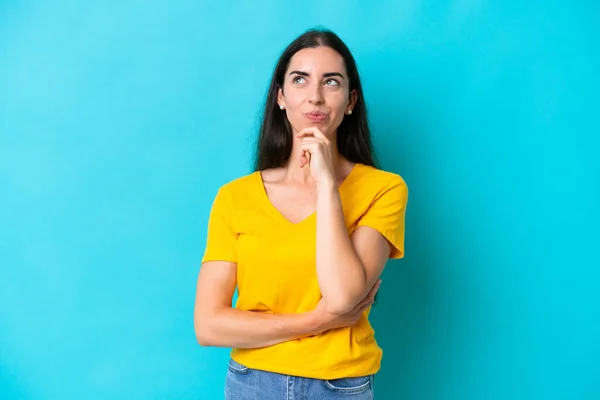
left=310, top=279, right=382, bottom=334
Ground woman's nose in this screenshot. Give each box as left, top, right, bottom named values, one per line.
left=309, top=85, right=324, bottom=104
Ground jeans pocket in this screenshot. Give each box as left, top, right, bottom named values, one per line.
left=323, top=375, right=372, bottom=394
left=227, top=358, right=250, bottom=375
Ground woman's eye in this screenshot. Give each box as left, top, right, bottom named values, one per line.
left=325, top=79, right=340, bottom=86
left=293, top=76, right=306, bottom=84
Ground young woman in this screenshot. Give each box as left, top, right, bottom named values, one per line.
left=194, top=28, right=408, bottom=399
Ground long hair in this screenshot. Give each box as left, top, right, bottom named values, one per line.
left=254, top=28, right=377, bottom=171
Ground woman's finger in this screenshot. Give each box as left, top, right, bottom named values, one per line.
left=299, top=151, right=310, bottom=167
left=296, top=127, right=324, bottom=137
left=355, top=295, right=374, bottom=310
left=296, top=127, right=327, bottom=140
left=299, top=137, right=321, bottom=143
left=300, top=142, right=321, bottom=154
left=356, top=303, right=372, bottom=318
left=364, top=279, right=381, bottom=296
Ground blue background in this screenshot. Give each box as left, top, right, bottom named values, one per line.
left=1, top=1, right=598, bottom=399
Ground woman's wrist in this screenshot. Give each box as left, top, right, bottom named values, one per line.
left=316, top=178, right=337, bottom=192
left=304, top=310, right=326, bottom=336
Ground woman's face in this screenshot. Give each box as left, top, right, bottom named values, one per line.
left=278, top=46, right=357, bottom=137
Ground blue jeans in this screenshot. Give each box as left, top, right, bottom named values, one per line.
left=224, top=358, right=375, bottom=399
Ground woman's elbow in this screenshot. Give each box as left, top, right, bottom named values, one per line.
left=324, top=296, right=358, bottom=315
left=194, top=315, right=215, bottom=347
left=195, top=330, right=212, bottom=347
left=324, top=285, right=370, bottom=315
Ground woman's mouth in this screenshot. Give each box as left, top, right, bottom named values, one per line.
left=305, top=112, right=327, bottom=122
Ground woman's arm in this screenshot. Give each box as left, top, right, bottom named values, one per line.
left=194, top=261, right=319, bottom=348
left=315, top=181, right=392, bottom=315
left=295, top=127, right=404, bottom=316
left=194, top=260, right=378, bottom=349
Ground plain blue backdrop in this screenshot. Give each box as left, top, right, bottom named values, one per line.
left=1, top=1, right=598, bottom=399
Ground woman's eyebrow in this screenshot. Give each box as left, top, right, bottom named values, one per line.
left=289, top=70, right=345, bottom=79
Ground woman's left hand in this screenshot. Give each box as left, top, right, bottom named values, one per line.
left=296, top=127, right=335, bottom=185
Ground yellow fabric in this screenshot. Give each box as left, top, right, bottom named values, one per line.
left=201, top=163, right=408, bottom=379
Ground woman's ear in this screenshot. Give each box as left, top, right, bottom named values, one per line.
left=348, top=89, right=358, bottom=109
left=277, top=86, right=285, bottom=108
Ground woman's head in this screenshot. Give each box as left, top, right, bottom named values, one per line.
left=255, top=28, right=377, bottom=171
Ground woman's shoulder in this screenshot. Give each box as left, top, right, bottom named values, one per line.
left=351, top=164, right=408, bottom=209
left=216, top=171, right=259, bottom=195
left=356, top=163, right=407, bottom=189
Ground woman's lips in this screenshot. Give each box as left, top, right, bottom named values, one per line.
left=305, top=113, right=327, bottom=122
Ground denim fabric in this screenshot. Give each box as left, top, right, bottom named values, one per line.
left=224, top=358, right=375, bottom=399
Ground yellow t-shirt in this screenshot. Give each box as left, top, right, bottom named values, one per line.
left=201, top=163, right=408, bottom=379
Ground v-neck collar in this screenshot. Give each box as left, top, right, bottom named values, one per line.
left=256, top=163, right=361, bottom=226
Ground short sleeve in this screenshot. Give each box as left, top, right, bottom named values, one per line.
left=356, top=176, right=408, bottom=259
left=201, top=187, right=238, bottom=264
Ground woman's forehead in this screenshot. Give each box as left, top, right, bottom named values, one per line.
left=287, top=47, right=346, bottom=75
